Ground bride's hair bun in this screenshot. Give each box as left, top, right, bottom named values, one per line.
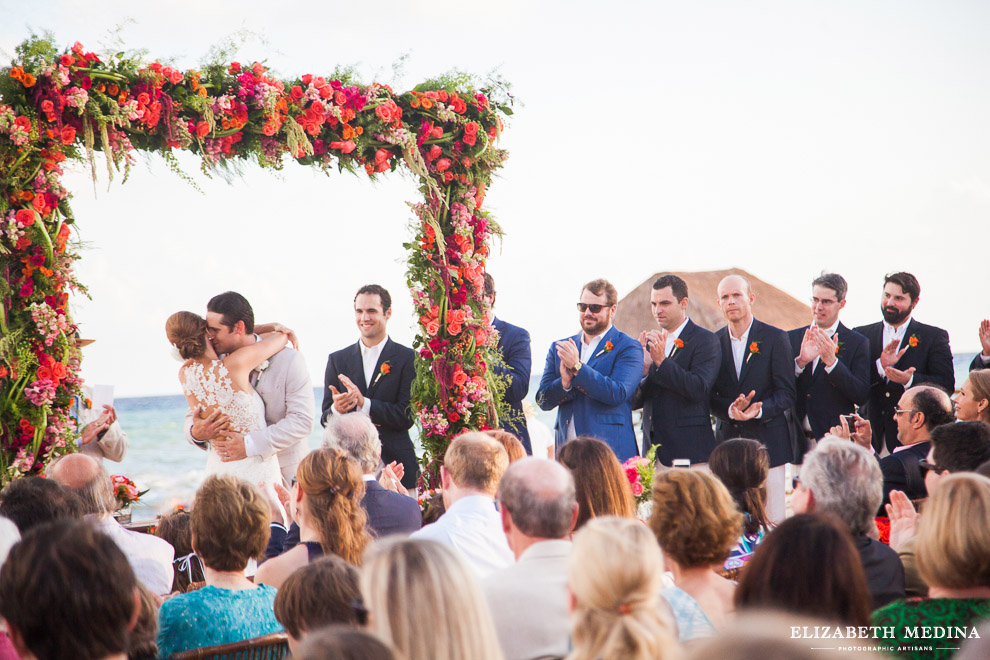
left=166, top=311, right=208, bottom=360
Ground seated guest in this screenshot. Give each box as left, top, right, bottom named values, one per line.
left=0, top=475, right=80, bottom=533
left=734, top=513, right=872, bottom=626
left=792, top=437, right=905, bottom=609
left=877, top=385, right=954, bottom=512
left=129, top=585, right=160, bottom=660
left=649, top=469, right=742, bottom=640
left=156, top=475, right=283, bottom=658
left=709, top=438, right=772, bottom=575
left=48, top=453, right=174, bottom=595
left=362, top=537, right=504, bottom=660
left=256, top=447, right=370, bottom=589
left=411, top=432, right=513, bottom=579
left=567, top=516, right=678, bottom=660
left=326, top=413, right=421, bottom=537
left=0, top=520, right=140, bottom=660
left=293, top=625, right=396, bottom=660
left=873, top=474, right=990, bottom=657
left=274, top=556, right=362, bottom=654
left=953, top=370, right=990, bottom=424
left=483, top=458, right=578, bottom=660
left=486, top=429, right=527, bottom=463
left=154, top=508, right=204, bottom=593
left=556, top=436, right=634, bottom=530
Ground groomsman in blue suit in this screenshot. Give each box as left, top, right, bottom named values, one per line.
left=711, top=274, right=796, bottom=521
left=854, top=272, right=954, bottom=454
left=788, top=273, right=870, bottom=441
left=537, top=279, right=642, bottom=461
left=631, top=274, right=721, bottom=466
left=483, top=274, right=533, bottom=453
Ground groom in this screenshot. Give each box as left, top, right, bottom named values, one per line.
left=184, top=291, right=315, bottom=482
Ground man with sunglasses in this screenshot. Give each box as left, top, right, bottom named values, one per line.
left=788, top=273, right=870, bottom=444
left=536, top=279, right=642, bottom=461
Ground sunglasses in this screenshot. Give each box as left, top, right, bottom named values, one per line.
left=918, top=460, right=945, bottom=476
left=576, top=303, right=609, bottom=313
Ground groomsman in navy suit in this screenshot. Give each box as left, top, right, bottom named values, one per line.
left=537, top=279, right=643, bottom=461
left=483, top=274, right=533, bottom=453
left=711, top=275, right=796, bottom=521
left=970, top=319, right=990, bottom=372
left=321, top=285, right=418, bottom=489
left=854, top=272, right=954, bottom=454
left=631, top=274, right=720, bottom=466
left=788, top=273, right=870, bottom=441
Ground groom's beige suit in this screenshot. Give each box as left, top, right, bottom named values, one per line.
left=184, top=345, right=314, bottom=482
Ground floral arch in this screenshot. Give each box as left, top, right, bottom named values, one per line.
left=0, top=36, right=513, bottom=485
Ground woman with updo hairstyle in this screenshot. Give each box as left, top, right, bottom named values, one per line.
left=156, top=475, right=283, bottom=658
left=566, top=516, right=678, bottom=660
left=709, top=438, right=772, bottom=576
left=255, top=447, right=370, bottom=589
left=953, top=370, right=990, bottom=424
left=166, top=310, right=288, bottom=485
left=650, top=468, right=742, bottom=641
left=557, top=436, right=634, bottom=529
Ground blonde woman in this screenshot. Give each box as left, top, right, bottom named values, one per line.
left=567, top=516, right=679, bottom=660
left=361, top=537, right=505, bottom=660
left=256, top=447, right=370, bottom=588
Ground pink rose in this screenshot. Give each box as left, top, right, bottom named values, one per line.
left=631, top=481, right=644, bottom=497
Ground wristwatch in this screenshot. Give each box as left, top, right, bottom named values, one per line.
left=573, top=361, right=583, bottom=374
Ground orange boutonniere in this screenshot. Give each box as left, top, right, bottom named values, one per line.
left=673, top=339, right=684, bottom=349
left=594, top=341, right=614, bottom=359
left=746, top=341, right=761, bottom=364
left=370, top=361, right=391, bottom=387
left=908, top=334, right=920, bottom=348
left=84, top=397, right=93, bottom=409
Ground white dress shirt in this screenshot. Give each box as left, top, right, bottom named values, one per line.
left=877, top=318, right=914, bottom=388
left=96, top=516, right=175, bottom=595
left=665, top=318, right=690, bottom=357
left=410, top=494, right=513, bottom=579
left=728, top=320, right=763, bottom=420
left=794, top=319, right=841, bottom=376
left=333, top=336, right=388, bottom=415
left=565, top=325, right=613, bottom=439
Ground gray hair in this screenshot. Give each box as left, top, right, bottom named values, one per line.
left=323, top=413, right=381, bottom=473
left=800, top=436, right=882, bottom=536
left=497, top=458, right=576, bottom=539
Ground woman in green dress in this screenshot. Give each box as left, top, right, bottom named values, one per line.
left=872, top=473, right=990, bottom=660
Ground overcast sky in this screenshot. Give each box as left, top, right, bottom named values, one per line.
left=3, top=1, right=988, bottom=397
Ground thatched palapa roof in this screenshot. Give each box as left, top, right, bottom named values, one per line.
left=613, top=268, right=812, bottom=336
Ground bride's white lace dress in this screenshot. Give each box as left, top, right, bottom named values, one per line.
left=182, top=360, right=282, bottom=485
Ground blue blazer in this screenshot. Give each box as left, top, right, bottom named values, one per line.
left=788, top=322, right=870, bottom=440
left=632, top=320, right=720, bottom=465
left=711, top=319, right=797, bottom=467
left=536, top=326, right=642, bottom=461
left=853, top=318, right=954, bottom=453
left=492, top=318, right=533, bottom=453
left=363, top=479, right=422, bottom=537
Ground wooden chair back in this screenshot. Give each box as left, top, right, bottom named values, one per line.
left=169, top=632, right=290, bottom=659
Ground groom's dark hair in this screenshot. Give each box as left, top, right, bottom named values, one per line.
left=355, top=284, right=391, bottom=313
left=208, top=291, right=255, bottom=333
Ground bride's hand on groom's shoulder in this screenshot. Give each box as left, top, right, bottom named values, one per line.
left=255, top=322, right=299, bottom=349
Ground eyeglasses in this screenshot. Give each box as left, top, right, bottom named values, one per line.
left=893, top=408, right=919, bottom=417
left=918, top=460, right=945, bottom=476
left=576, top=303, right=609, bottom=313
left=810, top=297, right=839, bottom=308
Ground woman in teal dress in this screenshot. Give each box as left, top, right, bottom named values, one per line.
left=872, top=474, right=990, bottom=660
left=157, top=474, right=283, bottom=658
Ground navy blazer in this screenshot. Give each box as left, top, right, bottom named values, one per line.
left=631, top=320, right=720, bottom=465
left=711, top=319, right=797, bottom=468
left=971, top=353, right=990, bottom=372
left=788, top=322, right=870, bottom=440
left=321, top=338, right=418, bottom=489
left=536, top=326, right=642, bottom=461
left=878, top=441, right=929, bottom=515
left=853, top=319, right=954, bottom=453
left=363, top=479, right=422, bottom=537
left=492, top=318, right=533, bottom=453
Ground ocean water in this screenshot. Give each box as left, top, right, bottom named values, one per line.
left=110, top=353, right=978, bottom=521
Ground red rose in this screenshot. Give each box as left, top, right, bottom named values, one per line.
left=19, top=283, right=33, bottom=297
left=52, top=362, right=67, bottom=380
left=61, top=125, right=77, bottom=144
left=16, top=209, right=35, bottom=226
left=449, top=412, right=460, bottom=423
left=452, top=370, right=468, bottom=386
left=195, top=121, right=210, bottom=138
left=435, top=158, right=451, bottom=172
left=36, top=366, right=53, bottom=381
left=464, top=122, right=479, bottom=135
left=290, top=86, right=304, bottom=101
left=301, top=74, right=312, bottom=85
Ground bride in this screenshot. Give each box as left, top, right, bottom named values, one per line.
left=166, top=310, right=287, bottom=486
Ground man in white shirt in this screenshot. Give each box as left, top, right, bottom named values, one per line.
left=411, top=432, right=512, bottom=579
left=483, top=458, right=577, bottom=660
left=48, top=453, right=174, bottom=596
left=321, top=285, right=418, bottom=490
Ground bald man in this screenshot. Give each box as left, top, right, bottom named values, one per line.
left=49, top=454, right=174, bottom=595
left=710, top=275, right=796, bottom=521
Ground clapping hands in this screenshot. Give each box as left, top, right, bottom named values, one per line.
left=729, top=390, right=762, bottom=421
left=330, top=375, right=365, bottom=413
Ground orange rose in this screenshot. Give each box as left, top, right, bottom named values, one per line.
left=381, top=363, right=391, bottom=375
left=37, top=366, right=53, bottom=381
left=426, top=320, right=440, bottom=336
left=749, top=342, right=760, bottom=354
left=16, top=209, right=35, bottom=227
left=447, top=322, right=462, bottom=335
left=673, top=339, right=684, bottom=349
left=452, top=370, right=468, bottom=386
